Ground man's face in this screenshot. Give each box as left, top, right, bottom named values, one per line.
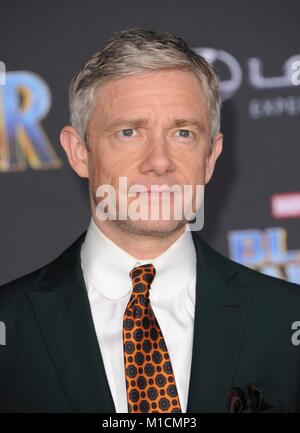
left=69, top=69, right=222, bottom=236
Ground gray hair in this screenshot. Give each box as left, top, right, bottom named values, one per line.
left=68, top=28, right=221, bottom=150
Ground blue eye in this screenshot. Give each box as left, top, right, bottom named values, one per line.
left=120, top=128, right=137, bottom=137
left=176, top=129, right=192, bottom=138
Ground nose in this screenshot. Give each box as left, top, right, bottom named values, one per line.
left=139, top=134, right=176, bottom=176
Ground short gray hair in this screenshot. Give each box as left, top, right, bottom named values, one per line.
left=68, top=28, right=221, bottom=150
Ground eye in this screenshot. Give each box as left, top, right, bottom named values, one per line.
left=175, top=129, right=193, bottom=138
left=119, top=128, right=137, bottom=138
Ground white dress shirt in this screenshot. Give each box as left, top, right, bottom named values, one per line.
left=80, top=218, right=197, bottom=413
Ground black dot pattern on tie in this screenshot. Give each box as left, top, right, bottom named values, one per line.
left=122, top=263, right=182, bottom=413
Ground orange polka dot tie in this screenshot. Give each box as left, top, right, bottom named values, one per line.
left=123, top=263, right=182, bottom=413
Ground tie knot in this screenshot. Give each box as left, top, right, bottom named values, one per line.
left=129, top=263, right=156, bottom=295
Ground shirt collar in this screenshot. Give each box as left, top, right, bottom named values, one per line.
left=81, top=217, right=196, bottom=300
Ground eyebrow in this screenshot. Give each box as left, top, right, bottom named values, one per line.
left=103, top=117, right=206, bottom=133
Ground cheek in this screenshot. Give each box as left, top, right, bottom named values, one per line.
left=88, top=149, right=112, bottom=183
left=90, top=160, right=128, bottom=192
left=179, top=155, right=207, bottom=185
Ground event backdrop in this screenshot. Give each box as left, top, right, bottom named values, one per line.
left=0, top=0, right=299, bottom=286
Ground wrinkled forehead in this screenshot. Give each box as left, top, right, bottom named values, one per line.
left=90, top=69, right=209, bottom=129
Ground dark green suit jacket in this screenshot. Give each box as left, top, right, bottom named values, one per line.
left=1, top=230, right=300, bottom=413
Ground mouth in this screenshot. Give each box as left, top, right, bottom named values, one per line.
left=129, top=185, right=182, bottom=194
left=134, top=191, right=179, bottom=199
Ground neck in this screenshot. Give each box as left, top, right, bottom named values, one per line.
left=91, top=214, right=186, bottom=260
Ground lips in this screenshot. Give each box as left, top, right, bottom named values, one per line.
left=139, top=190, right=172, bottom=193
left=129, top=186, right=182, bottom=193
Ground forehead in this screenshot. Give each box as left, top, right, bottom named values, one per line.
left=92, top=69, right=208, bottom=123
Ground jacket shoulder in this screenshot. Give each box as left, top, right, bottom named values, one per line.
left=0, top=266, right=47, bottom=303
left=0, top=231, right=86, bottom=312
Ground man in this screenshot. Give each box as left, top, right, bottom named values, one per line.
left=1, top=28, right=300, bottom=413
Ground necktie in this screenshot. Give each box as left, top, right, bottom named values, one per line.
left=123, top=263, right=182, bottom=413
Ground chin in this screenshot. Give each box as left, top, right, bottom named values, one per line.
left=114, top=218, right=187, bottom=237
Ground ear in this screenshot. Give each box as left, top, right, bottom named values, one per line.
left=205, top=132, right=223, bottom=184
left=60, top=125, right=89, bottom=178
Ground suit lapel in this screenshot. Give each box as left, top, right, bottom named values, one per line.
left=28, top=229, right=255, bottom=413
left=28, top=232, right=116, bottom=413
left=186, top=231, right=255, bottom=413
